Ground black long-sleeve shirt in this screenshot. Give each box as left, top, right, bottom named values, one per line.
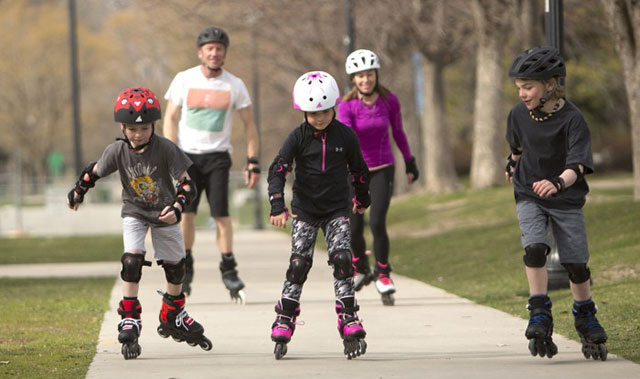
left=268, top=119, right=370, bottom=222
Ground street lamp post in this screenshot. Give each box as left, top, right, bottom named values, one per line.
left=545, top=0, right=569, bottom=290
left=343, top=0, right=355, bottom=92
left=68, top=0, right=82, bottom=174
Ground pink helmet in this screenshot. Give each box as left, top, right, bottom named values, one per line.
left=292, top=71, right=340, bottom=112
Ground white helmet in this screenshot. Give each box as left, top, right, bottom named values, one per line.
left=292, top=71, right=340, bottom=112
left=345, top=49, right=380, bottom=75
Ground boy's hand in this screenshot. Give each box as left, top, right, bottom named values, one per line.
left=532, top=179, right=558, bottom=198
left=66, top=189, right=82, bottom=210
left=159, top=205, right=179, bottom=224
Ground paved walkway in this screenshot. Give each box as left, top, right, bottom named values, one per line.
left=70, top=229, right=640, bottom=379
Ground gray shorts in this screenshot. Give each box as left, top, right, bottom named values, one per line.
left=122, top=217, right=185, bottom=262
left=516, top=200, right=589, bottom=263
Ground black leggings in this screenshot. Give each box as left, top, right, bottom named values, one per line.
left=350, top=165, right=394, bottom=265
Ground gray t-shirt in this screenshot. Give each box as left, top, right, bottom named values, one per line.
left=97, top=136, right=192, bottom=225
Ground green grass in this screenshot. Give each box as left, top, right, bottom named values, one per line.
left=0, top=235, right=122, bottom=264
left=387, top=177, right=640, bottom=362
left=0, top=277, right=115, bottom=378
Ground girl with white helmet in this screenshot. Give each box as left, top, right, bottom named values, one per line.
left=338, top=49, right=419, bottom=306
left=267, top=71, right=370, bottom=360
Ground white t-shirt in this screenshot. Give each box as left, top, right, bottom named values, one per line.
left=164, top=66, right=252, bottom=154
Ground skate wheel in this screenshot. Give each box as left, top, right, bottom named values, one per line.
left=274, top=343, right=287, bottom=360
left=528, top=339, right=538, bottom=357
left=172, top=336, right=184, bottom=343
left=121, top=343, right=141, bottom=360
left=187, top=341, right=197, bottom=347
left=381, top=293, right=395, bottom=306
left=200, top=336, right=213, bottom=351
left=231, top=290, right=246, bottom=305
left=598, top=344, right=608, bottom=361
left=343, top=338, right=366, bottom=359
left=157, top=326, right=169, bottom=338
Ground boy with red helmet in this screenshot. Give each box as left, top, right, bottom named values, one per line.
left=67, top=87, right=212, bottom=359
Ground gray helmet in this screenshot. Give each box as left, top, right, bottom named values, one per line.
left=509, top=46, right=565, bottom=80
left=197, top=26, right=229, bottom=47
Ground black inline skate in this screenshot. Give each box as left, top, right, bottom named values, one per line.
left=336, top=297, right=367, bottom=360
left=182, top=249, right=194, bottom=296
left=220, top=254, right=246, bottom=304
left=270, top=298, right=301, bottom=360
left=352, top=255, right=374, bottom=292
left=117, top=297, right=142, bottom=360
left=525, top=295, right=558, bottom=358
left=156, top=290, right=212, bottom=351
left=573, top=301, right=608, bottom=361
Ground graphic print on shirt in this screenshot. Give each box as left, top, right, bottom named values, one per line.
left=127, top=163, right=161, bottom=206
left=185, top=88, right=230, bottom=132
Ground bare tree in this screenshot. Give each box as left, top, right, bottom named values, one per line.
left=514, top=0, right=544, bottom=48
left=469, top=0, right=513, bottom=189
left=601, top=0, right=640, bottom=200
left=403, top=0, right=472, bottom=193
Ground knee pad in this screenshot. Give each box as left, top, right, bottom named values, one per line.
left=160, top=258, right=186, bottom=285
left=561, top=263, right=591, bottom=284
left=523, top=243, right=549, bottom=268
left=120, top=253, right=151, bottom=283
left=329, top=250, right=354, bottom=280
left=286, top=254, right=312, bottom=284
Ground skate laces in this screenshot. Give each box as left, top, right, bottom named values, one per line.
left=274, top=314, right=304, bottom=329
left=119, top=318, right=141, bottom=331
left=377, top=274, right=392, bottom=286
left=175, top=309, right=194, bottom=329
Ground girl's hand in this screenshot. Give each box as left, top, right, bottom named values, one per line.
left=352, top=203, right=366, bottom=215
left=270, top=210, right=295, bottom=228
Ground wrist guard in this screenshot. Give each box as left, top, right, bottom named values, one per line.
left=176, top=177, right=196, bottom=206
left=246, top=156, right=261, bottom=175
left=269, top=194, right=286, bottom=216
left=505, top=154, right=517, bottom=177
left=405, top=156, right=419, bottom=181
left=549, top=176, right=566, bottom=193
left=68, top=161, right=100, bottom=207
left=352, top=193, right=371, bottom=210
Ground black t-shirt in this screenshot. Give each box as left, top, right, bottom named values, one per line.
left=506, top=101, right=594, bottom=209
left=267, top=119, right=370, bottom=222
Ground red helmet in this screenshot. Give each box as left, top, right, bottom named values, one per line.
left=114, top=87, right=161, bottom=124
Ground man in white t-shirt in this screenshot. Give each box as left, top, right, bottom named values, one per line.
left=163, top=26, right=260, bottom=303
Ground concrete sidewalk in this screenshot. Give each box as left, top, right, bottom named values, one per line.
left=85, top=229, right=639, bottom=379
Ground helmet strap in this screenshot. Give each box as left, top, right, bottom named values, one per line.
left=117, top=124, right=155, bottom=153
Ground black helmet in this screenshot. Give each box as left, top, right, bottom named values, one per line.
left=197, top=26, right=229, bottom=47
left=509, top=46, right=566, bottom=80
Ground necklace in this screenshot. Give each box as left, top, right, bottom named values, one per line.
left=529, top=99, right=563, bottom=122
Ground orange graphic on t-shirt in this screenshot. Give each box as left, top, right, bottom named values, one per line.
left=186, top=89, right=230, bottom=110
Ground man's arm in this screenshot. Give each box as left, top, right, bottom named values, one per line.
left=163, top=100, right=181, bottom=143
left=237, top=106, right=260, bottom=188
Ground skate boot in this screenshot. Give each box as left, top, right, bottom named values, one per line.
left=525, top=295, right=558, bottom=358
left=117, top=297, right=142, bottom=360
left=573, top=300, right=608, bottom=361
left=270, top=298, right=301, bottom=360
left=156, top=290, right=213, bottom=351
left=220, top=253, right=246, bottom=304
left=182, top=250, right=194, bottom=296
left=374, top=262, right=396, bottom=306
left=336, top=297, right=367, bottom=359
left=352, top=255, right=374, bottom=291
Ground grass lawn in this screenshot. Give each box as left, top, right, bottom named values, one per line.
left=0, top=235, right=122, bottom=264
left=0, top=277, right=115, bottom=378
left=386, top=176, right=640, bottom=363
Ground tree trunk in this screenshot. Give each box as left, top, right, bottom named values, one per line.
left=515, top=0, right=543, bottom=48
left=470, top=3, right=507, bottom=189
left=602, top=0, right=640, bottom=200
left=422, top=58, right=461, bottom=193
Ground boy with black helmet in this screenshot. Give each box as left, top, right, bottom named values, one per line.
left=164, top=26, right=260, bottom=303
left=67, top=87, right=212, bottom=359
left=506, top=47, right=608, bottom=361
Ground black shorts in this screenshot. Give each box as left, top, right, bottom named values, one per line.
left=185, top=151, right=232, bottom=217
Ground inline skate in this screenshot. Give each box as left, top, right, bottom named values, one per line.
left=220, top=254, right=246, bottom=304
left=573, top=301, right=608, bottom=361
left=352, top=255, right=374, bottom=291
left=336, top=297, right=367, bottom=359
left=374, top=262, right=395, bottom=306
left=156, top=290, right=212, bottom=351
left=117, top=297, right=142, bottom=360
left=525, top=295, right=558, bottom=358
left=270, top=298, right=301, bottom=360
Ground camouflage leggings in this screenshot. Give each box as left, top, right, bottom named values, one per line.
left=280, top=216, right=354, bottom=301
